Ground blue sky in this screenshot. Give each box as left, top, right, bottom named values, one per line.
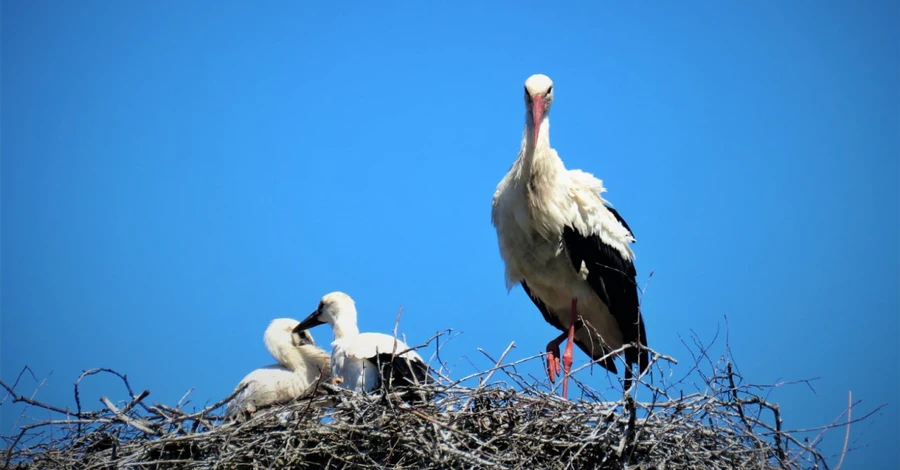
left=2, top=1, right=897, bottom=467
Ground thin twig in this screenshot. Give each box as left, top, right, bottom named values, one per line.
left=832, top=391, right=852, bottom=470
left=100, top=396, right=158, bottom=436
left=0, top=331, right=880, bottom=470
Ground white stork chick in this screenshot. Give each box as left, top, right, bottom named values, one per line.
left=225, top=318, right=331, bottom=422
left=491, top=74, right=650, bottom=398
left=294, top=292, right=433, bottom=402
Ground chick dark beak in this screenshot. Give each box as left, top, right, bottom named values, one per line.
left=294, top=310, right=325, bottom=334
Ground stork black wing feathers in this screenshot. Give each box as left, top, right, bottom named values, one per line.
left=605, top=205, right=635, bottom=241
left=562, top=220, right=650, bottom=375
left=366, top=353, right=434, bottom=403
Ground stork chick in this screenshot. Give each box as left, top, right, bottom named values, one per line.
left=225, top=318, right=331, bottom=422
left=294, top=292, right=433, bottom=402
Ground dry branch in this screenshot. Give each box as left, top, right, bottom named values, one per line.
left=0, top=333, right=880, bottom=470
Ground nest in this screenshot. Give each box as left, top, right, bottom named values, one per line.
left=0, top=333, right=872, bottom=470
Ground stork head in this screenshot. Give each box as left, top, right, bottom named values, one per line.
left=265, top=317, right=314, bottom=355
left=524, top=74, right=554, bottom=145
left=267, top=318, right=306, bottom=343
left=295, top=291, right=357, bottom=335
left=264, top=318, right=325, bottom=372
left=294, top=327, right=315, bottom=347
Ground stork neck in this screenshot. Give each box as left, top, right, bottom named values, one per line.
left=519, top=116, right=562, bottom=186
left=521, top=116, right=553, bottom=171
left=293, top=344, right=331, bottom=377
left=331, top=320, right=360, bottom=340
left=267, top=335, right=304, bottom=371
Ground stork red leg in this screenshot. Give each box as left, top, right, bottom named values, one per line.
left=545, top=331, right=568, bottom=384
left=561, top=298, right=578, bottom=398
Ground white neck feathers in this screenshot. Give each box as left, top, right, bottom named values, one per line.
left=516, top=116, right=564, bottom=188
left=331, top=318, right=360, bottom=341
left=522, top=115, right=552, bottom=157
left=265, top=329, right=327, bottom=374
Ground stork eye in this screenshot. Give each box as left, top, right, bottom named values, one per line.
left=547, top=85, right=553, bottom=94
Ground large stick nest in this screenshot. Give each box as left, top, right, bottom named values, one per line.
left=0, top=332, right=874, bottom=470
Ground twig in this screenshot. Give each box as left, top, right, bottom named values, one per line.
left=99, top=396, right=158, bottom=436
left=833, top=391, right=852, bottom=470
left=0, top=333, right=881, bottom=470
left=477, top=342, right=517, bottom=387
left=0, top=380, right=86, bottom=419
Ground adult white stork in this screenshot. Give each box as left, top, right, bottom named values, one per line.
left=225, top=318, right=331, bottom=422
left=491, top=74, right=650, bottom=398
left=294, top=292, right=433, bottom=402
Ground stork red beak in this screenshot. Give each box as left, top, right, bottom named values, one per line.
left=531, top=95, right=545, bottom=146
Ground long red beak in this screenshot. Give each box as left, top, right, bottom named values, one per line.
left=531, top=95, right=545, bottom=146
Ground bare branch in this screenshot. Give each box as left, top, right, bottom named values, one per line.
left=99, top=395, right=158, bottom=436
left=0, top=330, right=881, bottom=470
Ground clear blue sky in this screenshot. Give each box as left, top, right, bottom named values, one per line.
left=2, top=1, right=897, bottom=467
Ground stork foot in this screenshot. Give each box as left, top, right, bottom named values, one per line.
left=545, top=344, right=561, bottom=383
left=545, top=330, right=568, bottom=384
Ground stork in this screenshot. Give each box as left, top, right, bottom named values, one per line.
left=491, top=74, right=650, bottom=398
left=225, top=318, right=332, bottom=422
left=294, top=292, right=433, bottom=402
